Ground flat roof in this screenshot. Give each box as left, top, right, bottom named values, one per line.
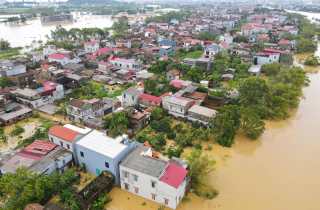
left=188, top=105, right=216, bottom=117
left=0, top=155, right=36, bottom=173
left=76, top=130, right=128, bottom=158
left=248, top=65, right=262, bottom=73
left=0, top=107, right=32, bottom=121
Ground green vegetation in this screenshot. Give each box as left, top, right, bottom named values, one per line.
left=184, top=149, right=219, bottom=200
left=176, top=50, right=204, bottom=59
left=103, top=112, right=129, bottom=136
left=92, top=193, right=113, bottom=210
left=29, top=83, right=44, bottom=90
left=0, top=76, right=14, bottom=88
left=112, top=16, right=129, bottom=33
left=304, top=54, right=320, bottom=66
left=10, top=125, right=25, bottom=137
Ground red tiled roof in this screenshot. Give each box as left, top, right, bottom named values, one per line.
left=41, top=64, right=52, bottom=70
left=161, top=55, right=169, bottom=60
left=171, top=69, right=180, bottom=75
left=17, top=140, right=57, bottom=160
left=94, top=47, right=113, bottom=54
left=87, top=55, right=98, bottom=59
left=49, top=53, right=66, bottom=60
left=48, top=125, right=83, bottom=142
left=84, top=42, right=97, bottom=45
left=220, top=41, right=229, bottom=48
left=259, top=36, right=269, bottom=39
left=140, top=94, right=163, bottom=104
left=159, top=162, right=188, bottom=189
left=241, top=27, right=252, bottom=30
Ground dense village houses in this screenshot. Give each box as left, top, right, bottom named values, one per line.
left=119, top=145, right=189, bottom=209
left=84, top=42, right=100, bottom=53
left=0, top=140, right=72, bottom=175
left=66, top=98, right=104, bottom=124
left=110, top=58, right=142, bottom=71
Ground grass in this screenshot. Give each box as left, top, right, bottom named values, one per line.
left=176, top=50, right=204, bottom=59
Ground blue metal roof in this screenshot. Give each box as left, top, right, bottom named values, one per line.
left=37, top=88, right=43, bottom=92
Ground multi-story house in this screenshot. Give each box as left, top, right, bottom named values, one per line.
left=26, top=52, right=45, bottom=62
left=122, top=87, right=143, bottom=107
left=110, top=58, right=142, bottom=71
left=256, top=52, right=280, bottom=65
left=84, top=42, right=100, bottom=53
left=11, top=88, right=46, bottom=109
left=35, top=81, right=65, bottom=104
left=162, top=96, right=191, bottom=121
left=66, top=98, right=104, bottom=124
left=157, top=40, right=176, bottom=57
left=76, top=130, right=135, bottom=184
left=41, top=65, right=66, bottom=84
left=166, top=69, right=181, bottom=81
left=43, top=45, right=57, bottom=55
left=122, top=107, right=150, bottom=132
left=0, top=64, right=26, bottom=77
left=119, top=145, right=189, bottom=209
left=48, top=53, right=70, bottom=65
left=241, top=26, right=253, bottom=36
left=48, top=124, right=92, bottom=164
left=204, top=44, right=220, bottom=58
left=187, top=105, right=216, bottom=126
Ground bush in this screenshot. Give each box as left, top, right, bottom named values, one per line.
left=33, top=110, right=39, bottom=118
left=167, top=146, right=183, bottom=158
left=173, top=123, right=184, bottom=133
left=0, top=127, right=4, bottom=135
left=10, top=125, right=25, bottom=137
left=167, top=132, right=176, bottom=140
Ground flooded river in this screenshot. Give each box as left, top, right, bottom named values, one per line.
left=105, top=12, right=320, bottom=210
left=0, top=12, right=114, bottom=48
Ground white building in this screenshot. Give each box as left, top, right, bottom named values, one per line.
left=248, top=65, right=262, bottom=77
left=48, top=124, right=92, bottom=164
left=48, top=53, right=70, bottom=65
left=43, top=45, right=57, bottom=55
left=122, top=87, right=143, bottom=107
left=120, top=145, right=189, bottom=209
left=170, top=18, right=179, bottom=24
left=84, top=42, right=100, bottom=53
left=0, top=65, right=26, bottom=77
left=110, top=58, right=142, bottom=71
left=241, top=26, right=253, bottom=36
left=256, top=52, right=280, bottom=66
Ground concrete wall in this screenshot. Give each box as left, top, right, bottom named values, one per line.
left=56, top=153, right=73, bottom=174
left=122, top=93, right=142, bottom=107
left=119, top=165, right=187, bottom=209
left=257, top=54, right=280, bottom=65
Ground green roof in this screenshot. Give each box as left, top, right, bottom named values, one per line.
left=6, top=103, right=23, bottom=112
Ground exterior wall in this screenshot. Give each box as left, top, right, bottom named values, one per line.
left=48, top=134, right=76, bottom=153
left=187, top=112, right=211, bottom=125
left=257, top=54, right=280, bottom=65
left=84, top=44, right=100, bottom=53
left=162, top=101, right=189, bottom=118
left=17, top=97, right=47, bottom=109
left=56, top=153, right=73, bottom=174
left=76, top=143, right=134, bottom=184
left=33, top=53, right=45, bottom=62
left=42, top=161, right=57, bottom=175
left=166, top=71, right=179, bottom=80
left=5, top=66, right=26, bottom=76
left=48, top=57, right=70, bottom=65
left=110, top=60, right=142, bottom=71
left=241, top=29, right=252, bottom=36
left=0, top=111, right=33, bottom=126
left=67, top=103, right=104, bottom=124
left=289, top=30, right=298, bottom=35
left=139, top=99, right=160, bottom=107
left=122, top=93, right=142, bottom=107
left=119, top=165, right=187, bottom=209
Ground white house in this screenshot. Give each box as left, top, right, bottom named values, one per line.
left=110, top=58, right=142, bottom=71
left=204, top=44, right=220, bottom=58
left=170, top=19, right=179, bottom=24
left=248, top=65, right=262, bottom=77
left=120, top=145, right=189, bottom=209
left=76, top=130, right=135, bottom=184
left=122, top=87, right=143, bottom=107
left=84, top=42, right=100, bottom=53
left=289, top=28, right=299, bottom=35
left=27, top=52, right=45, bottom=62
left=48, top=53, right=70, bottom=65
left=160, top=23, right=169, bottom=30
left=43, top=45, right=57, bottom=55
left=256, top=52, right=280, bottom=65
left=241, top=26, right=253, bottom=36
left=0, top=64, right=26, bottom=77
left=48, top=124, right=92, bottom=164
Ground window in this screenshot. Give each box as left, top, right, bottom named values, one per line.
left=201, top=115, right=204, bottom=118
left=50, top=137, right=53, bottom=142
left=151, top=181, right=156, bottom=188
left=67, top=144, right=70, bottom=149
left=125, top=184, right=129, bottom=190
left=152, top=194, right=156, bottom=200
left=164, top=199, right=169, bottom=205
left=133, top=174, right=138, bottom=182
left=132, top=96, right=134, bottom=101
left=115, top=63, right=117, bottom=66
left=120, top=64, right=122, bottom=67
left=124, top=171, right=128, bottom=178
left=179, top=196, right=181, bottom=201
left=127, top=65, right=129, bottom=68
left=60, top=142, right=63, bottom=146
left=105, top=162, right=109, bottom=168
left=80, top=151, right=84, bottom=157
left=61, top=168, right=65, bottom=174
left=62, top=160, right=65, bottom=165
left=124, top=94, right=126, bottom=98
left=135, top=188, right=139, bottom=193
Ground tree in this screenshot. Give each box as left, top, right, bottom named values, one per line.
left=211, top=105, right=241, bottom=147
left=186, top=67, right=201, bottom=82
left=149, top=107, right=165, bottom=121
left=0, top=76, right=14, bottom=88
left=0, top=39, right=11, bottom=51
left=103, top=112, right=129, bottom=136
left=29, top=83, right=44, bottom=90
left=196, top=85, right=209, bottom=94
left=241, top=107, right=265, bottom=140
left=261, top=62, right=286, bottom=76
left=112, top=16, right=129, bottom=33
left=304, top=54, right=320, bottom=66
left=144, top=79, right=156, bottom=92
left=196, top=31, right=217, bottom=41
left=238, top=77, right=269, bottom=108
left=55, top=103, right=67, bottom=120
left=183, top=149, right=219, bottom=199
left=50, top=25, right=68, bottom=41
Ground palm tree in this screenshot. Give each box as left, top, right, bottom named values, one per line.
left=55, top=103, right=67, bottom=120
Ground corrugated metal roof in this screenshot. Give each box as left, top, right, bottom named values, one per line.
left=76, top=130, right=128, bottom=158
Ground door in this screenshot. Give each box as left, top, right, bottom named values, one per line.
left=96, top=168, right=100, bottom=175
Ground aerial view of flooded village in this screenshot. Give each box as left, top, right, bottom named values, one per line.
left=0, top=0, right=320, bottom=209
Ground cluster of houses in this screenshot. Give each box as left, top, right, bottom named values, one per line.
left=0, top=5, right=303, bottom=209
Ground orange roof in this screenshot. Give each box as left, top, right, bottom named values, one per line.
left=277, top=27, right=289, bottom=30
left=48, top=125, right=83, bottom=142
left=41, top=64, right=51, bottom=70
left=143, top=141, right=153, bottom=151
left=259, top=36, right=269, bottom=39
left=171, top=69, right=181, bottom=75
left=241, top=27, right=252, bottom=30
